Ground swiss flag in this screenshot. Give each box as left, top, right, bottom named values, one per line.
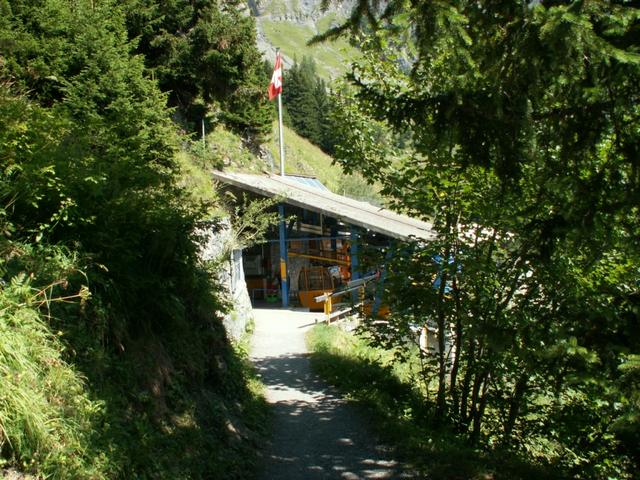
left=268, top=52, right=283, bottom=100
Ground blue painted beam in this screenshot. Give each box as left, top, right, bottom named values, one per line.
left=278, top=204, right=289, bottom=308
left=350, top=226, right=360, bottom=303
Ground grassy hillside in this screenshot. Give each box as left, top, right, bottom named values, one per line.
left=203, top=120, right=382, bottom=204
left=190, top=122, right=346, bottom=193
left=185, top=122, right=380, bottom=202
left=260, top=19, right=359, bottom=79
left=266, top=123, right=342, bottom=188
left=262, top=122, right=383, bottom=204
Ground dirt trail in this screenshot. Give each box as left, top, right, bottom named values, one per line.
left=251, top=307, right=414, bottom=480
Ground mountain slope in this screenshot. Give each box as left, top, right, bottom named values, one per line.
left=265, top=123, right=382, bottom=204
left=250, top=0, right=359, bottom=79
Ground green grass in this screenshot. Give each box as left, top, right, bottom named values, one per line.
left=306, top=324, right=561, bottom=480
left=260, top=20, right=360, bottom=80
left=0, top=271, right=111, bottom=479
left=0, top=249, right=270, bottom=480
left=265, top=122, right=343, bottom=189
left=263, top=121, right=383, bottom=204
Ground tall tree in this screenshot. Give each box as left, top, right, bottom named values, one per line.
left=328, top=0, right=640, bottom=476
left=282, top=56, right=338, bottom=153
left=0, top=0, right=204, bottom=334
left=122, top=0, right=273, bottom=141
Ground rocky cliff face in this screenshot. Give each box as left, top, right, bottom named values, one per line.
left=250, top=0, right=355, bottom=22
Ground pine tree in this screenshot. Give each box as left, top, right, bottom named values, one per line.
left=121, top=0, right=273, bottom=142
left=282, top=56, right=337, bottom=153
left=327, top=0, right=640, bottom=475
left=0, top=0, right=199, bottom=329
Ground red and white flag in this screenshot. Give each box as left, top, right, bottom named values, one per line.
left=268, top=52, right=283, bottom=100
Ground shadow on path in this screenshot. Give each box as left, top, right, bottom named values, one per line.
left=253, top=351, right=414, bottom=479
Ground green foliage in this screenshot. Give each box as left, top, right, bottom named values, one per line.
left=223, top=193, right=280, bottom=250
left=0, top=248, right=109, bottom=479
left=0, top=1, right=270, bottom=477
left=282, top=56, right=338, bottom=154
left=122, top=0, right=274, bottom=142
left=613, top=354, right=640, bottom=464
left=1, top=0, right=196, bottom=332
left=324, top=0, right=640, bottom=477
left=282, top=57, right=320, bottom=145
left=306, top=324, right=555, bottom=479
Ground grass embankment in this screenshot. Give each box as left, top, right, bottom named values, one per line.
left=0, top=143, right=269, bottom=479
left=0, top=272, right=105, bottom=478
left=1, top=283, right=268, bottom=479
left=306, top=324, right=558, bottom=480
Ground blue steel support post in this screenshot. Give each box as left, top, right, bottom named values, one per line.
left=350, top=226, right=360, bottom=303
left=302, top=209, right=309, bottom=255
left=278, top=204, right=289, bottom=308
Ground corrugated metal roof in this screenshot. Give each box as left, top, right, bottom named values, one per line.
left=212, top=171, right=436, bottom=241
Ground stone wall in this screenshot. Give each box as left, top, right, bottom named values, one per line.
left=198, top=220, right=254, bottom=341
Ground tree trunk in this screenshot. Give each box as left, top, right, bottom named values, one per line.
left=435, top=272, right=448, bottom=419
left=468, top=366, right=484, bottom=432
left=435, top=234, right=452, bottom=419
left=471, top=371, right=490, bottom=445
left=449, top=277, right=463, bottom=419
left=503, top=372, right=529, bottom=442
left=459, top=339, right=478, bottom=427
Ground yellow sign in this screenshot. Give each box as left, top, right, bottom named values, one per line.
left=280, top=259, right=287, bottom=280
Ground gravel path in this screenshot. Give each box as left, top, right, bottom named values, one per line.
left=251, top=307, right=414, bottom=480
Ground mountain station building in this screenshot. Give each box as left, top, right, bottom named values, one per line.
left=212, top=171, right=435, bottom=313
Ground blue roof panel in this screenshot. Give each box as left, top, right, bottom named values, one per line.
left=286, top=175, right=329, bottom=191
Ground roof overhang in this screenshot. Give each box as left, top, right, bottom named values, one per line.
left=212, top=171, right=436, bottom=242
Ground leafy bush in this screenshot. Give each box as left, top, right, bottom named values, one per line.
left=0, top=1, right=270, bottom=477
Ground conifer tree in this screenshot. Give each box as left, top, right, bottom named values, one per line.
left=282, top=56, right=337, bottom=153
left=121, top=0, right=273, bottom=142
left=0, top=0, right=200, bottom=331
left=326, top=0, right=640, bottom=476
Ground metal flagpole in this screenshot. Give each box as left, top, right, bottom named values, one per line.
left=274, top=48, right=288, bottom=307
left=276, top=49, right=285, bottom=177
